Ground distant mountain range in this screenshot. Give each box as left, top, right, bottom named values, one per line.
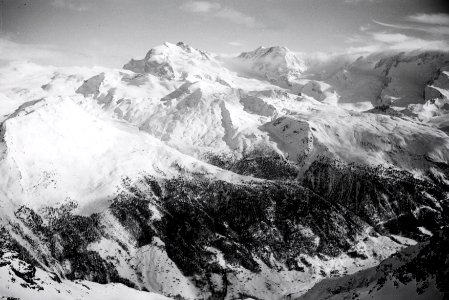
left=0, top=42, right=448, bottom=299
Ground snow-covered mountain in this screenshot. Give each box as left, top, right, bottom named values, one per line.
left=1, top=42, right=448, bottom=299
left=228, top=46, right=306, bottom=87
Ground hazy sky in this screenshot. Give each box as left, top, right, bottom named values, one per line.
left=1, top=0, right=448, bottom=67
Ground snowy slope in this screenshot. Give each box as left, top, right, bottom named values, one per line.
left=0, top=248, right=171, bottom=300
left=0, top=94, right=245, bottom=213
left=226, top=46, right=306, bottom=87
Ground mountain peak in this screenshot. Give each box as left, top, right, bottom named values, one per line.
left=175, top=41, right=193, bottom=52
left=123, top=42, right=227, bottom=81
left=238, top=45, right=291, bottom=59
left=234, top=45, right=306, bottom=84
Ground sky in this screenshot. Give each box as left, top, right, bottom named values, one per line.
left=0, top=0, right=448, bottom=67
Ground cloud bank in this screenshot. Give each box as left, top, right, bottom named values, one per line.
left=407, top=13, right=449, bottom=26
left=347, top=12, right=449, bottom=53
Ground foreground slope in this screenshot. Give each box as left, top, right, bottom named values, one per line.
left=297, top=227, right=449, bottom=300
left=0, top=248, right=171, bottom=300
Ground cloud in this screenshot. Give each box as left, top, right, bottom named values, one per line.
left=0, top=38, right=67, bottom=62
left=347, top=30, right=449, bottom=54
left=387, top=37, right=448, bottom=51
left=0, top=36, right=100, bottom=67
left=359, top=25, right=371, bottom=32
left=372, top=32, right=410, bottom=43
left=372, top=32, right=448, bottom=50
left=346, top=12, right=449, bottom=54
left=344, top=0, right=375, bottom=4
left=408, top=13, right=449, bottom=26
left=215, top=7, right=259, bottom=28
left=228, top=41, right=243, bottom=47
left=373, top=19, right=449, bottom=36
left=51, top=0, right=90, bottom=11
left=179, top=1, right=221, bottom=13
left=346, top=13, right=449, bottom=54
left=179, top=1, right=262, bottom=28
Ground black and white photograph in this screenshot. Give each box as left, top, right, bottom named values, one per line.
left=0, top=0, right=448, bottom=299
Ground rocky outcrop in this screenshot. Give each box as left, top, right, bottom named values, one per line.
left=303, top=159, right=449, bottom=240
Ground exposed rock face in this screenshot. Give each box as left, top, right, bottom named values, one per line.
left=2, top=163, right=447, bottom=298
left=303, top=159, right=449, bottom=239
left=423, top=66, right=449, bottom=104
left=75, top=73, right=105, bottom=97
